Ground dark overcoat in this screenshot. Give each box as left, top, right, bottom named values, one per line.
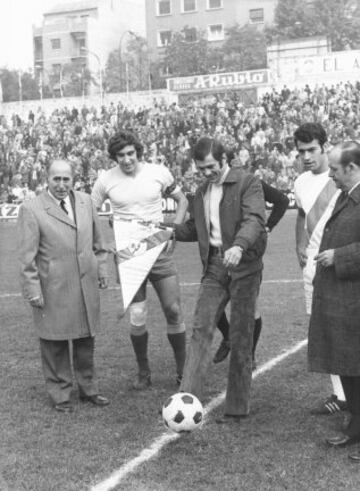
left=308, top=184, right=360, bottom=375
left=17, top=190, right=108, bottom=341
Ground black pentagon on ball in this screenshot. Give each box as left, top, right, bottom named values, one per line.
left=174, top=410, right=185, bottom=423
left=193, top=411, right=203, bottom=424
left=181, top=394, right=194, bottom=404
left=163, top=396, right=173, bottom=408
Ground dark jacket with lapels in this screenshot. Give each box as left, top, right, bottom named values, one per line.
left=174, top=168, right=267, bottom=278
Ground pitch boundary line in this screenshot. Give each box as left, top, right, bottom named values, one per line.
left=0, top=279, right=302, bottom=300
left=91, top=338, right=308, bottom=491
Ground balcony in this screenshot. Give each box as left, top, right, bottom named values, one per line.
left=69, top=17, right=88, bottom=36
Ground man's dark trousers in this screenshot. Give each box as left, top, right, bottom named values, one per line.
left=180, top=252, right=260, bottom=416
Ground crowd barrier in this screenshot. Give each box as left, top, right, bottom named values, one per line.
left=0, top=191, right=297, bottom=221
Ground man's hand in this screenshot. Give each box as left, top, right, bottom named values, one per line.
left=164, top=235, right=176, bottom=254
left=315, top=249, right=335, bottom=267
left=296, top=247, right=307, bottom=268
left=29, top=295, right=44, bottom=308
left=223, top=246, right=243, bottom=269
left=98, top=277, right=109, bottom=289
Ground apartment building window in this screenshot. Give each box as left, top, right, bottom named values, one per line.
left=208, top=24, right=224, bottom=41
left=157, top=0, right=171, bottom=16
left=249, top=8, right=264, bottom=23
left=51, top=38, right=61, bottom=50
left=158, top=30, right=172, bottom=47
left=182, top=0, right=197, bottom=13
left=184, top=27, right=197, bottom=42
left=207, top=0, right=222, bottom=9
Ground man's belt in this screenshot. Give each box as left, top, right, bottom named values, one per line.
left=209, top=245, right=223, bottom=257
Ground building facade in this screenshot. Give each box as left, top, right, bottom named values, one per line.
left=33, top=0, right=145, bottom=95
left=145, top=0, right=277, bottom=59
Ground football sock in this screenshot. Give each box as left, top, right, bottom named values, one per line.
left=167, top=332, right=186, bottom=377
left=330, top=374, right=346, bottom=402
left=130, top=332, right=150, bottom=374
left=217, top=311, right=230, bottom=340
left=252, top=317, right=262, bottom=359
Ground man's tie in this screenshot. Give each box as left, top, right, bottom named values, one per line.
left=338, top=191, right=348, bottom=205
left=60, top=199, right=68, bottom=215
left=334, top=190, right=348, bottom=213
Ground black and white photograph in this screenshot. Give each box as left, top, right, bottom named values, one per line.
left=1, top=1, right=360, bottom=489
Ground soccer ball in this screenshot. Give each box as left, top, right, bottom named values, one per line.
left=162, top=392, right=204, bottom=433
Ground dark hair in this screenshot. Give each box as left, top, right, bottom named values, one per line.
left=192, top=137, right=227, bottom=165
left=338, top=141, right=360, bottom=168
left=108, top=131, right=143, bottom=160
left=293, top=123, right=327, bottom=148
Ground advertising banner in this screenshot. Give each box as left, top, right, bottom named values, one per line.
left=167, top=69, right=270, bottom=93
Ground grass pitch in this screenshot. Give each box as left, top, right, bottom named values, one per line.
left=1, top=212, right=360, bottom=491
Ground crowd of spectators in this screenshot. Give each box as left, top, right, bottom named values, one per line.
left=1, top=80, right=360, bottom=205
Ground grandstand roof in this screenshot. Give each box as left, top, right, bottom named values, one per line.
left=44, top=0, right=98, bottom=15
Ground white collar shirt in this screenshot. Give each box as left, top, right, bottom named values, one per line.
left=48, top=190, right=75, bottom=222
left=204, top=165, right=230, bottom=247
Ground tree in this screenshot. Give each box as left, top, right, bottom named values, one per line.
left=21, top=72, right=40, bottom=100
left=58, top=62, right=93, bottom=97
left=104, top=35, right=152, bottom=93
left=104, top=50, right=122, bottom=93
left=221, top=24, right=267, bottom=71
left=162, top=28, right=217, bottom=77
left=126, top=35, right=152, bottom=91
left=266, top=0, right=360, bottom=51
left=0, top=68, right=39, bottom=102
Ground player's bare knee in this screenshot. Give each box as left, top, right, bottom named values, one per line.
left=129, top=301, right=147, bottom=329
left=164, top=301, right=181, bottom=324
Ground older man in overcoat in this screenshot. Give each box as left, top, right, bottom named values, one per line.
left=18, top=159, right=109, bottom=412
left=308, top=141, right=360, bottom=459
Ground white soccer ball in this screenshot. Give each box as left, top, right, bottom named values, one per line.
left=162, top=392, right=204, bottom=433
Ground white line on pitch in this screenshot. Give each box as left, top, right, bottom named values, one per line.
left=90, top=338, right=308, bottom=491
left=0, top=279, right=302, bottom=300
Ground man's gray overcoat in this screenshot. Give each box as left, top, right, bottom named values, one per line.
left=18, top=190, right=108, bottom=340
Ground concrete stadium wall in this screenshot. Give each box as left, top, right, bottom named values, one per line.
left=0, top=89, right=178, bottom=120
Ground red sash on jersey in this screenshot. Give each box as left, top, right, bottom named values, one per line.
left=306, top=179, right=338, bottom=238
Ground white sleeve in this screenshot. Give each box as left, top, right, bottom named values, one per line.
left=293, top=179, right=303, bottom=209
left=91, top=177, right=107, bottom=209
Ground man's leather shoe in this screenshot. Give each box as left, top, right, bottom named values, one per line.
left=80, top=394, right=110, bottom=406
left=215, top=414, right=244, bottom=424
left=54, top=401, right=74, bottom=413
left=326, top=434, right=360, bottom=447
left=132, top=372, right=152, bottom=390
left=348, top=450, right=360, bottom=462
left=213, top=339, right=230, bottom=364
